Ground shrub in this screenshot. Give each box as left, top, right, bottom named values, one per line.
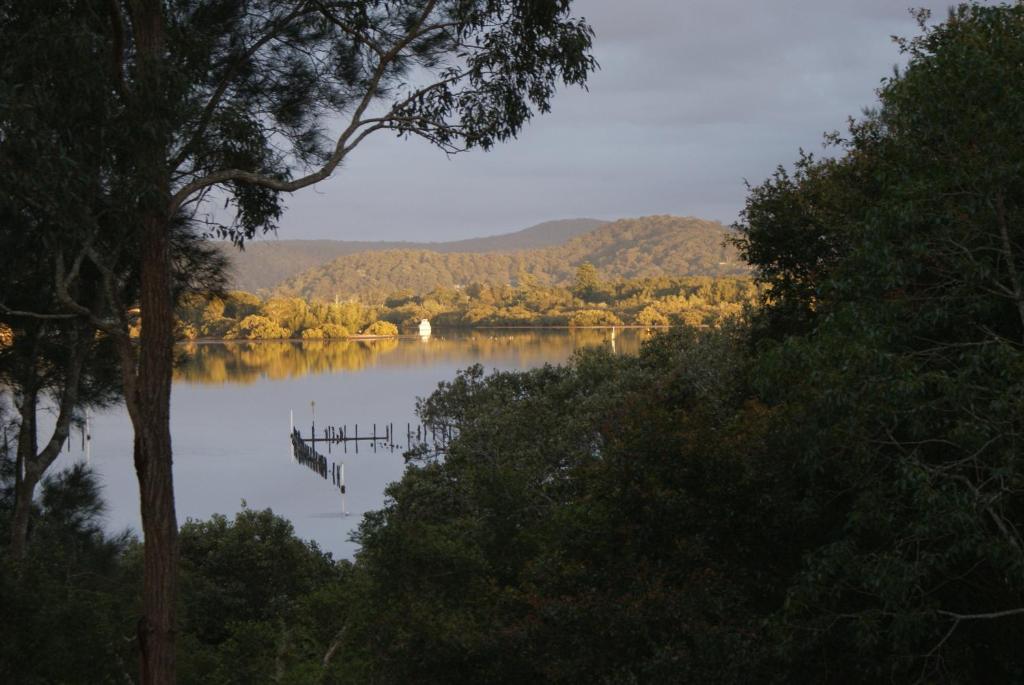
left=362, top=320, right=398, bottom=337
left=319, top=323, right=351, bottom=339
left=230, top=315, right=289, bottom=340
left=568, top=309, right=622, bottom=327
left=634, top=306, right=669, bottom=327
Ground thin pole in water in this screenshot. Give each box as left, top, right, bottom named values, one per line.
left=340, top=462, right=347, bottom=516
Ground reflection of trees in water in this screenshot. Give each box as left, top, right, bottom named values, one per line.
left=175, top=329, right=649, bottom=384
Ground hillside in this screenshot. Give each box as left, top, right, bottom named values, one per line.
left=277, top=216, right=747, bottom=301
left=219, top=218, right=607, bottom=292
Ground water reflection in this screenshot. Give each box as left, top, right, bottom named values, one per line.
left=175, top=328, right=645, bottom=384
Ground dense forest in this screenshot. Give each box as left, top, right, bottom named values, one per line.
left=219, top=219, right=608, bottom=292
left=275, top=216, right=746, bottom=301
left=4, top=2, right=1024, bottom=684
left=175, top=272, right=757, bottom=339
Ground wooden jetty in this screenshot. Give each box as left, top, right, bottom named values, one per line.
left=290, top=426, right=348, bottom=515
left=287, top=405, right=459, bottom=517
left=293, top=418, right=455, bottom=455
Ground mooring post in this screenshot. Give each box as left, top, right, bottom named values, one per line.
left=340, top=462, right=347, bottom=516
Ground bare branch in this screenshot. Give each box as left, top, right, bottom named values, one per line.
left=0, top=304, right=80, bottom=321
left=937, top=607, right=1024, bottom=621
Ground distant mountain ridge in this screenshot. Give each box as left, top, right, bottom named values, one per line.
left=276, top=216, right=748, bottom=301
left=219, top=218, right=608, bottom=292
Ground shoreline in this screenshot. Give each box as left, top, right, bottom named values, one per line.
left=180, top=324, right=670, bottom=344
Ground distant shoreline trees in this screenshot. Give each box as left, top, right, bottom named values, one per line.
left=173, top=275, right=757, bottom=341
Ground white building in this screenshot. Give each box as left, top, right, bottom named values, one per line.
left=418, top=319, right=432, bottom=336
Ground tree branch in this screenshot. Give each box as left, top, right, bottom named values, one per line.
left=0, top=304, right=81, bottom=321
left=169, top=2, right=315, bottom=171
left=937, top=607, right=1024, bottom=621
left=167, top=0, right=441, bottom=214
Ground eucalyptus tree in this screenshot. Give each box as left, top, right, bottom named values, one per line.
left=1, top=1, right=595, bottom=681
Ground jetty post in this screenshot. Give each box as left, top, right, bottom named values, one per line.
left=340, top=462, right=348, bottom=516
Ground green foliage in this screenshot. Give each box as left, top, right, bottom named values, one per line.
left=730, top=4, right=1024, bottom=679
left=362, top=320, right=398, bottom=337
left=339, top=328, right=792, bottom=682
left=571, top=261, right=600, bottom=300
left=319, top=323, right=351, bottom=339
left=634, top=305, right=669, bottom=327
left=567, top=308, right=622, bottom=327
left=1, top=463, right=356, bottom=684
left=177, top=508, right=346, bottom=684
left=227, top=315, right=290, bottom=340
left=0, top=464, right=137, bottom=684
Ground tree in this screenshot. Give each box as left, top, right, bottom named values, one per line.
left=571, top=261, right=600, bottom=301
left=177, top=508, right=345, bottom=683
left=0, top=319, right=120, bottom=559
left=634, top=305, right=669, bottom=327
left=735, top=5, right=1024, bottom=678
left=0, top=3, right=595, bottom=680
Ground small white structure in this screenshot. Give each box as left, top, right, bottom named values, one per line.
left=418, top=318, right=432, bottom=336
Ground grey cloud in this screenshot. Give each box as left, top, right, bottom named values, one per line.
left=264, top=0, right=965, bottom=242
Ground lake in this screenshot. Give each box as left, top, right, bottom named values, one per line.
left=50, top=329, right=646, bottom=558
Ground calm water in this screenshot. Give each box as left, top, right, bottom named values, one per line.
left=50, top=329, right=645, bottom=558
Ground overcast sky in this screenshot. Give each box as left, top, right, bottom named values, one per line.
left=263, top=0, right=962, bottom=242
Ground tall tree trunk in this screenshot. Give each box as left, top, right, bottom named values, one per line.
left=124, top=3, right=177, bottom=682
left=10, top=384, right=38, bottom=560
left=131, top=214, right=178, bottom=685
